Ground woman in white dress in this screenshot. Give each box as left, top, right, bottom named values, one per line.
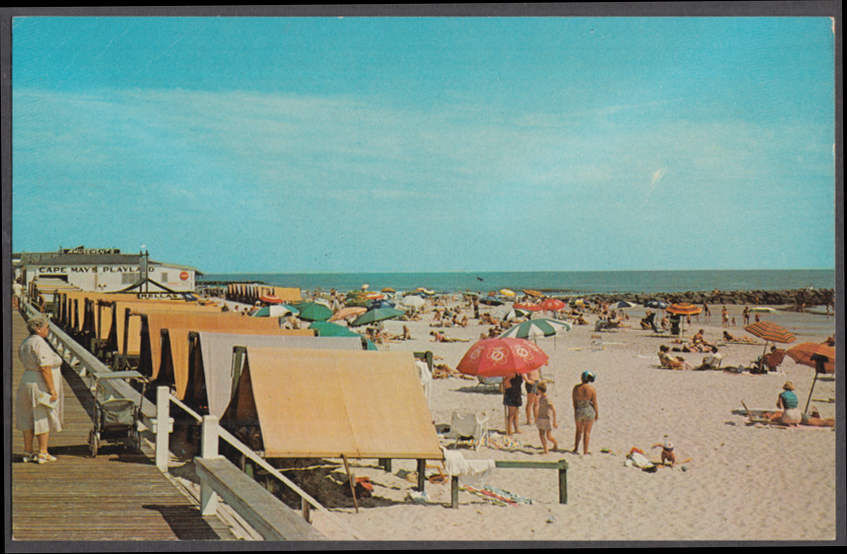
left=16, top=315, right=64, bottom=464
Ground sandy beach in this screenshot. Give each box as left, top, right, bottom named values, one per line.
left=234, top=298, right=839, bottom=543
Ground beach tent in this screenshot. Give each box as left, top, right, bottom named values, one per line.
left=139, top=312, right=313, bottom=383
left=226, top=347, right=443, bottom=460
left=104, top=300, right=225, bottom=356
left=179, top=332, right=364, bottom=415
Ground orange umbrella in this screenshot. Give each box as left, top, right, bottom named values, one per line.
left=513, top=303, right=544, bottom=312
left=523, top=290, right=545, bottom=298
left=744, top=321, right=796, bottom=344
left=456, top=338, right=548, bottom=377
left=666, top=303, right=702, bottom=315
left=786, top=342, right=836, bottom=412
left=786, top=342, right=835, bottom=374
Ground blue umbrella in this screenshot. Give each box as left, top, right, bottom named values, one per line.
left=609, top=300, right=638, bottom=310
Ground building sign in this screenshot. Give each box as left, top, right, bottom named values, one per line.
left=180, top=271, right=190, bottom=281
left=61, top=247, right=121, bottom=254
left=38, top=266, right=157, bottom=274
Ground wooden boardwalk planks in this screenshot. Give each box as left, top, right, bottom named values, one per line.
left=10, top=310, right=239, bottom=541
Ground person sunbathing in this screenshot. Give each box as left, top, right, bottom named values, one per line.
left=763, top=408, right=835, bottom=427
left=722, top=330, right=757, bottom=344
left=659, top=345, right=693, bottom=370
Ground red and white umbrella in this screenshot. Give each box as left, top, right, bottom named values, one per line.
left=456, top=338, right=549, bottom=378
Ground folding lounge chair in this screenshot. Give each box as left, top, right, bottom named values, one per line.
left=449, top=411, right=490, bottom=451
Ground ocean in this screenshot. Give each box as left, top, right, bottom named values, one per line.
left=199, top=269, right=835, bottom=296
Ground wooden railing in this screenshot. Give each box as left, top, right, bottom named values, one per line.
left=20, top=300, right=362, bottom=541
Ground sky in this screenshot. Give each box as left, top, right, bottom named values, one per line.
left=10, top=15, right=837, bottom=274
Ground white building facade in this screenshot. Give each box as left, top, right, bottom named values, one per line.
left=16, top=247, right=201, bottom=294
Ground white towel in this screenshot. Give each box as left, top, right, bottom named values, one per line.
left=441, top=447, right=496, bottom=487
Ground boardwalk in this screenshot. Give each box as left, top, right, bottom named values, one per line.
left=10, top=310, right=239, bottom=541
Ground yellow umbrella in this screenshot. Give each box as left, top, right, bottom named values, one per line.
left=500, top=289, right=516, bottom=297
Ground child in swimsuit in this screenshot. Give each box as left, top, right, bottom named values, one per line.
left=535, top=382, right=558, bottom=454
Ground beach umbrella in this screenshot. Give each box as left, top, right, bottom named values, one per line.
left=456, top=338, right=549, bottom=378
left=644, top=300, right=669, bottom=310
left=350, top=307, right=405, bottom=327
left=328, top=306, right=367, bottom=322
left=259, top=294, right=284, bottom=305
left=381, top=287, right=395, bottom=293
left=785, top=342, right=835, bottom=374
left=500, top=289, right=516, bottom=297
left=523, top=290, right=545, bottom=298
left=785, top=342, right=836, bottom=412
left=416, top=288, right=435, bottom=296
left=666, top=303, right=702, bottom=336
left=666, top=303, right=702, bottom=316
left=608, top=300, right=638, bottom=310
left=745, top=321, right=797, bottom=371
left=513, top=302, right=544, bottom=312
left=749, top=306, right=780, bottom=314
left=401, top=295, right=425, bottom=310
left=295, top=302, right=334, bottom=322
left=478, top=298, right=504, bottom=307
left=499, top=318, right=572, bottom=349
left=503, top=307, right=532, bottom=322
left=308, top=321, right=366, bottom=338
left=367, top=299, right=396, bottom=310
left=252, top=304, right=299, bottom=318
left=540, top=298, right=567, bottom=312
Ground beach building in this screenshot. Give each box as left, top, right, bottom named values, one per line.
left=14, top=247, right=202, bottom=302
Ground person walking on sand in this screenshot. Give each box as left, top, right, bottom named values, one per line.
left=536, top=382, right=558, bottom=454
left=721, top=305, right=729, bottom=328
left=572, top=371, right=598, bottom=455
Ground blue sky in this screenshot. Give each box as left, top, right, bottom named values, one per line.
left=12, top=16, right=836, bottom=273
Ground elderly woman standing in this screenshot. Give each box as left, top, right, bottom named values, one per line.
left=16, top=315, right=64, bottom=464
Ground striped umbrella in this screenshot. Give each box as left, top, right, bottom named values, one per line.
left=745, top=321, right=796, bottom=372
left=503, top=307, right=532, bottom=322
left=608, top=300, right=638, bottom=310
left=666, top=303, right=702, bottom=315
left=667, top=303, right=702, bottom=336
left=499, top=318, right=572, bottom=349
left=744, top=321, right=796, bottom=344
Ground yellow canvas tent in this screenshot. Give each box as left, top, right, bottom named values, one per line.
left=142, top=314, right=314, bottom=384
left=228, top=347, right=443, bottom=460
left=173, top=331, right=364, bottom=412
left=104, top=300, right=224, bottom=354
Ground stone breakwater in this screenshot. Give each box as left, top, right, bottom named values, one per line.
left=586, top=288, right=835, bottom=307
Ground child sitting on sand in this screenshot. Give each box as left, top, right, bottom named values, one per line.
left=535, top=382, right=558, bottom=454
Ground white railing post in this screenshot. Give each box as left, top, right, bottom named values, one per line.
left=200, top=415, right=221, bottom=516
left=155, top=386, right=170, bottom=471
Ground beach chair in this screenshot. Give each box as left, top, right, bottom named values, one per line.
left=449, top=411, right=489, bottom=451
left=763, top=349, right=787, bottom=372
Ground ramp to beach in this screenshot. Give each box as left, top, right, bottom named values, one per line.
left=10, top=310, right=239, bottom=541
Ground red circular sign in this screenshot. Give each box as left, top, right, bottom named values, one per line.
left=180, top=271, right=189, bottom=281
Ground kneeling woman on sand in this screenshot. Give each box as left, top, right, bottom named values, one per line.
left=572, top=371, right=598, bottom=455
